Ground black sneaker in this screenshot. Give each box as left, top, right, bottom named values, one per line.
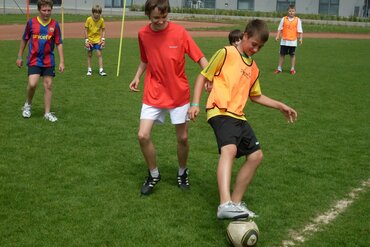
left=141, top=170, right=161, bottom=195
left=177, top=168, right=190, bottom=189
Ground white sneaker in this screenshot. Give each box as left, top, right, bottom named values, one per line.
left=22, top=102, right=31, bottom=118
left=99, top=70, right=107, bottom=76
left=44, top=112, right=58, bottom=122
left=217, top=201, right=249, bottom=220
left=87, top=70, right=92, bottom=76
left=236, top=202, right=258, bottom=218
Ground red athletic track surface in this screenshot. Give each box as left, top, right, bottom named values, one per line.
left=1, top=20, right=370, bottom=40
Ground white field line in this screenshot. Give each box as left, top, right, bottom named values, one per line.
left=279, top=178, right=370, bottom=247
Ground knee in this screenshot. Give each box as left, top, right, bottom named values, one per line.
left=249, top=150, right=264, bottom=165
left=137, top=131, right=150, bottom=145
left=177, top=134, right=188, bottom=146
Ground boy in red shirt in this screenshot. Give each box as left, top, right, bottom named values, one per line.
left=129, top=0, right=208, bottom=195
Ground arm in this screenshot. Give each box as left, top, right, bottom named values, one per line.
left=100, top=28, right=106, bottom=47
left=129, top=61, right=147, bottom=92
left=298, top=18, right=303, bottom=45
left=275, top=30, right=281, bottom=42
left=188, top=73, right=207, bottom=121
left=275, top=18, right=284, bottom=42
left=56, top=43, right=64, bottom=73
left=84, top=27, right=91, bottom=48
left=197, top=56, right=208, bottom=69
left=250, top=95, right=297, bottom=123
left=16, top=39, right=27, bottom=68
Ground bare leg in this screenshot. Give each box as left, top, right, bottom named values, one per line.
left=217, top=144, right=237, bottom=204
left=96, top=50, right=103, bottom=69
left=231, top=150, right=263, bottom=203
left=278, top=55, right=285, bottom=70
left=175, top=122, right=189, bottom=169
left=43, top=76, right=53, bottom=114
left=290, top=54, right=296, bottom=70
left=138, top=119, right=157, bottom=170
left=26, top=74, right=40, bottom=104
left=87, top=50, right=92, bottom=69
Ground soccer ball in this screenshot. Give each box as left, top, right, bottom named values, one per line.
left=226, top=220, right=259, bottom=247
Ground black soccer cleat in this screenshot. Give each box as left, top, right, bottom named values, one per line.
left=141, top=170, right=161, bottom=195
left=177, top=168, right=190, bottom=190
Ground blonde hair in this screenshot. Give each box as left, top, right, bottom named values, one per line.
left=92, top=5, right=102, bottom=14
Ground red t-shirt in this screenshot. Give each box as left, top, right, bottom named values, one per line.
left=138, top=22, right=204, bottom=108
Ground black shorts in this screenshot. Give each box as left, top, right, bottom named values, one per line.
left=279, top=45, right=296, bottom=56
left=208, top=115, right=261, bottom=158
left=28, top=66, right=55, bottom=77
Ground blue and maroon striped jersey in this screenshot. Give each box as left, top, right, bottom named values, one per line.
left=22, top=17, right=62, bottom=67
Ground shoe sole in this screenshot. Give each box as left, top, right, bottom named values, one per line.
left=217, top=213, right=249, bottom=220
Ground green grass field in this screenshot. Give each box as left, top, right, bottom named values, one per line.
left=1, top=32, right=369, bottom=246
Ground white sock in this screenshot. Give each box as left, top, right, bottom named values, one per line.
left=178, top=167, right=186, bottom=176
left=277, top=66, right=282, bottom=71
left=99, top=68, right=103, bottom=72
left=219, top=201, right=232, bottom=207
left=88, top=67, right=92, bottom=71
left=150, top=168, right=159, bottom=177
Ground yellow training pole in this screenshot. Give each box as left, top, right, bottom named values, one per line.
left=61, top=0, right=64, bottom=39
left=116, top=0, right=127, bottom=77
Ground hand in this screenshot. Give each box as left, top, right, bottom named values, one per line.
left=99, top=38, right=105, bottom=48
left=204, top=80, right=213, bottom=93
left=129, top=79, right=140, bottom=92
left=59, top=62, right=64, bottom=73
left=280, top=105, right=297, bottom=123
left=84, top=39, right=91, bottom=49
left=16, top=58, right=23, bottom=68
left=188, top=106, right=200, bottom=121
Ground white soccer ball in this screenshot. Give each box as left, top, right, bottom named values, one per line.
left=226, top=220, right=259, bottom=247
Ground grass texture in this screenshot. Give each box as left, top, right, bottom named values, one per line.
left=0, top=35, right=369, bottom=247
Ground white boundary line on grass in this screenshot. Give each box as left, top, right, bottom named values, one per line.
left=279, top=178, right=370, bottom=247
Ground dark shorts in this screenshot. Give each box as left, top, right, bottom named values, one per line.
left=28, top=66, right=55, bottom=77
left=88, top=43, right=103, bottom=51
left=208, top=115, right=261, bottom=158
left=279, top=45, right=296, bottom=56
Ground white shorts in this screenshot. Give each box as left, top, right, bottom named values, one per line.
left=140, top=103, right=190, bottom=124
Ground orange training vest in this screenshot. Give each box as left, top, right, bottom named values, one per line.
left=206, top=46, right=259, bottom=116
left=282, top=16, right=298, bottom=41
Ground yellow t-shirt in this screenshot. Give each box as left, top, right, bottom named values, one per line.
left=201, top=47, right=262, bottom=121
left=85, top=16, right=105, bottom=44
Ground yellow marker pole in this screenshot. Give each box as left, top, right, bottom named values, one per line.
left=116, top=0, right=127, bottom=77
left=61, top=0, right=64, bottom=39
left=26, top=0, right=30, bottom=21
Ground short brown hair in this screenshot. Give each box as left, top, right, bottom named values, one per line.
left=228, top=29, right=243, bottom=45
left=37, top=0, right=53, bottom=10
left=244, top=19, right=269, bottom=43
left=144, top=0, right=171, bottom=17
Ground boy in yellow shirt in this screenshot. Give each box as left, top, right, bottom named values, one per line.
left=84, top=5, right=106, bottom=76
left=188, top=19, right=297, bottom=220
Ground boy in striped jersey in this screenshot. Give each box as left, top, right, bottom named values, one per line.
left=16, top=0, right=64, bottom=122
